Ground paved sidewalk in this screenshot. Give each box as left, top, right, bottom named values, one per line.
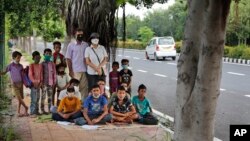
left=8, top=51, right=170, bottom=141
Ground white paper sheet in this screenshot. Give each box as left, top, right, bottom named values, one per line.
left=81, top=125, right=100, bottom=130
left=57, top=121, right=72, bottom=126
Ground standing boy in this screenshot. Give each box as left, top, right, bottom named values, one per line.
left=109, top=61, right=119, bottom=94
left=0, top=51, right=29, bottom=117
left=42, top=48, right=57, bottom=114
left=53, top=41, right=66, bottom=67
left=29, top=51, right=43, bottom=117
left=119, top=59, right=133, bottom=95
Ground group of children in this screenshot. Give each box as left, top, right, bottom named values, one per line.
left=52, top=82, right=158, bottom=125
left=0, top=41, right=158, bottom=125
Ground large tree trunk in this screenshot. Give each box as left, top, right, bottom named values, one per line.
left=174, top=0, right=231, bottom=141
left=66, top=0, right=117, bottom=60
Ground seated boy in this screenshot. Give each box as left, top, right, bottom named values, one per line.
left=109, top=86, right=138, bottom=124
left=52, top=87, right=85, bottom=125
left=132, top=84, right=158, bottom=125
left=58, top=78, right=81, bottom=104
left=108, top=82, right=130, bottom=108
left=82, top=85, right=112, bottom=125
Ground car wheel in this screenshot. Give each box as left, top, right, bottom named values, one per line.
left=154, top=53, right=159, bottom=61
left=163, top=57, right=166, bottom=60
left=172, top=56, right=176, bottom=61
left=145, top=52, right=149, bottom=60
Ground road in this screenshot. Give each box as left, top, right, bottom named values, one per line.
left=115, top=49, right=250, bottom=141
left=34, top=42, right=250, bottom=141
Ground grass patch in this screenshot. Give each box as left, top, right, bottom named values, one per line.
left=34, top=114, right=53, bottom=123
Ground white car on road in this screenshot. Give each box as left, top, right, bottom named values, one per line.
left=145, top=36, right=176, bottom=61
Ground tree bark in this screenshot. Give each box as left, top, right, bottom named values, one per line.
left=174, top=0, right=231, bottom=141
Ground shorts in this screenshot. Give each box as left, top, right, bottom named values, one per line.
left=12, top=82, right=24, bottom=99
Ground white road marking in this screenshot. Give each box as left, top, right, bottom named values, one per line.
left=143, top=59, right=147, bottom=60
left=133, top=57, right=140, bottom=60
left=154, top=61, right=162, bottom=63
left=125, top=56, right=130, bottom=58
left=128, top=67, right=133, bottom=69
left=220, top=88, right=226, bottom=91
left=154, top=73, right=167, bottom=77
left=137, top=70, right=147, bottom=73
left=227, top=72, right=245, bottom=76
left=167, top=63, right=177, bottom=66
left=118, top=55, right=122, bottom=57
left=245, top=95, right=250, bottom=98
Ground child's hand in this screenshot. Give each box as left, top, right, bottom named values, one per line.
left=87, top=120, right=94, bottom=125
left=92, top=118, right=100, bottom=124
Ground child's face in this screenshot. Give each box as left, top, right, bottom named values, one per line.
left=117, top=90, right=126, bottom=100
left=14, top=55, right=21, bottom=63
left=98, top=81, right=105, bottom=93
left=33, top=55, right=41, bottom=64
left=44, top=51, right=52, bottom=56
left=112, top=64, right=119, bottom=71
left=54, top=45, right=61, bottom=53
left=58, top=66, right=65, bottom=72
left=92, top=87, right=101, bottom=98
left=138, top=89, right=146, bottom=98
left=122, top=61, right=129, bottom=70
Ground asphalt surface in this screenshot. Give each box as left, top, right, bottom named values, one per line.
left=34, top=42, right=250, bottom=141
left=115, top=49, right=250, bottom=141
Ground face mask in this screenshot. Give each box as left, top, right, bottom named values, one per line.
left=77, top=35, right=84, bottom=42
left=67, top=92, right=74, bottom=97
left=74, top=86, right=79, bottom=92
left=122, top=65, right=128, bottom=69
left=91, top=39, right=99, bottom=45
left=93, top=93, right=100, bottom=99
left=44, top=55, right=52, bottom=62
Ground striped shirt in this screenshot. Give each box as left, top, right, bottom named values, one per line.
left=42, top=61, right=57, bottom=86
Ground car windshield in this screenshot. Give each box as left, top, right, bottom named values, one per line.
left=158, top=38, right=174, bottom=45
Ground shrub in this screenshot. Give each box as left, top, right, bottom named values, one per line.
left=224, top=46, right=232, bottom=57
left=175, top=41, right=182, bottom=53
left=117, top=40, right=144, bottom=50
left=242, top=48, right=250, bottom=60
left=228, top=45, right=246, bottom=59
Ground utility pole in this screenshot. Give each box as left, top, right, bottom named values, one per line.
left=0, top=0, right=5, bottom=92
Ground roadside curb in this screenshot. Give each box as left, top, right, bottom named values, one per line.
left=223, top=57, right=250, bottom=65
left=152, top=109, right=223, bottom=141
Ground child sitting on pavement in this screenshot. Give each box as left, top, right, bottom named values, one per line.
left=109, top=86, right=138, bottom=124
left=108, top=82, right=130, bottom=108
left=0, top=51, right=29, bottom=117
left=132, top=84, right=158, bottom=125
left=52, top=87, right=85, bottom=125
left=82, top=85, right=112, bottom=125
left=97, top=78, right=108, bottom=98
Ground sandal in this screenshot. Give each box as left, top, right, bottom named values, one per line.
left=18, top=113, right=24, bottom=117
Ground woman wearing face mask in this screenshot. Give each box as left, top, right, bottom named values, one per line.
left=85, top=32, right=108, bottom=93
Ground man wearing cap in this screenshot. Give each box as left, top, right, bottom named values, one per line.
left=85, top=32, right=108, bottom=92
left=66, top=28, right=89, bottom=99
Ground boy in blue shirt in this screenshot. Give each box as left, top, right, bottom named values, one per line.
left=132, top=84, right=158, bottom=125
left=82, top=85, right=112, bottom=125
